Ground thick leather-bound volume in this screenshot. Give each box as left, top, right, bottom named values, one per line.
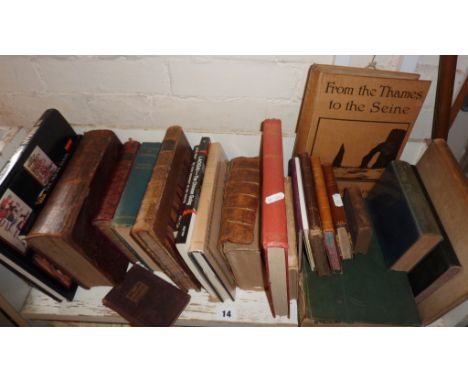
left=0, top=109, right=79, bottom=301
left=131, top=126, right=200, bottom=292
left=190, top=143, right=236, bottom=301
left=261, top=119, right=289, bottom=318
left=343, top=187, right=372, bottom=255
left=219, top=157, right=264, bottom=291
left=26, top=130, right=129, bottom=288
left=414, top=139, right=468, bottom=324
left=297, top=154, right=331, bottom=275
left=367, top=160, right=442, bottom=272
left=111, top=142, right=162, bottom=271
left=284, top=177, right=299, bottom=300
left=294, top=64, right=430, bottom=191
left=93, top=139, right=141, bottom=263
left=322, top=163, right=353, bottom=260
left=298, top=234, right=420, bottom=326
left=311, top=156, right=341, bottom=273
left=102, top=265, right=190, bottom=326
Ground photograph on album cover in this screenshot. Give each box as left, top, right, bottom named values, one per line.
left=23, top=145, right=59, bottom=187
left=0, top=188, right=32, bottom=253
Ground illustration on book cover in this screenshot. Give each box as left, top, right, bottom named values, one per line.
left=0, top=188, right=32, bottom=253
left=23, top=146, right=58, bottom=187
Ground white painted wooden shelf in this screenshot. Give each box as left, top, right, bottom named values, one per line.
left=21, top=284, right=298, bottom=327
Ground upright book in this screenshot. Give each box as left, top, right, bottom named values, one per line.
left=294, top=64, right=430, bottom=192
left=414, top=139, right=468, bottom=324
left=175, top=137, right=211, bottom=293
left=93, top=139, right=141, bottom=263
left=322, top=163, right=353, bottom=260
left=26, top=130, right=130, bottom=288
left=111, top=142, right=162, bottom=271
left=102, top=265, right=191, bottom=326
left=131, top=126, right=200, bottom=292
left=189, top=143, right=236, bottom=301
left=367, top=160, right=442, bottom=272
left=284, top=176, right=299, bottom=300
left=261, top=119, right=289, bottom=318
left=0, top=109, right=79, bottom=301
left=219, top=157, right=264, bottom=291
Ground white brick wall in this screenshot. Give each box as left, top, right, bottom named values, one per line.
left=0, top=55, right=466, bottom=141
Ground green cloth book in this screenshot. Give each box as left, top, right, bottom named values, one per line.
left=299, top=234, right=421, bottom=326
left=111, top=142, right=162, bottom=271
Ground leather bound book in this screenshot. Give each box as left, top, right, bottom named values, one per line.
left=131, top=126, right=200, bottom=292
left=367, top=160, right=442, bottom=272
left=102, top=265, right=191, bottom=326
left=343, top=187, right=372, bottom=255
left=93, top=139, right=141, bottom=263
left=298, top=153, right=331, bottom=276
left=414, top=139, right=468, bottom=324
left=261, top=119, right=289, bottom=318
left=111, top=143, right=162, bottom=271
left=190, top=143, right=236, bottom=301
left=284, top=177, right=299, bottom=300
left=311, top=156, right=341, bottom=273
left=26, top=130, right=130, bottom=288
left=219, top=157, right=264, bottom=291
left=322, top=163, right=353, bottom=260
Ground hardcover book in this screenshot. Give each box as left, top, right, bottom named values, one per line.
left=343, top=187, right=373, bottom=255
left=26, top=130, right=130, bottom=289
left=175, top=138, right=211, bottom=293
left=189, top=143, right=236, bottom=302
left=294, top=64, right=430, bottom=191
left=219, top=157, right=264, bottom=291
left=111, top=142, right=162, bottom=271
left=298, top=234, right=421, bottom=326
left=261, top=119, right=289, bottom=318
left=311, top=156, right=341, bottom=273
left=131, top=126, right=201, bottom=292
left=367, top=160, right=442, bottom=272
left=102, top=265, right=191, bottom=326
left=298, top=154, right=332, bottom=275
left=0, top=109, right=79, bottom=301
left=284, top=177, right=299, bottom=300
left=322, top=163, right=353, bottom=260
left=288, top=159, right=304, bottom=271
left=93, top=139, right=141, bottom=263
left=414, top=139, right=468, bottom=324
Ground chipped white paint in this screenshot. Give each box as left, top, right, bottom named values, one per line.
left=22, top=284, right=298, bottom=327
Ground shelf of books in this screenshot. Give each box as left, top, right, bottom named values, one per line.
left=21, top=282, right=298, bottom=327
left=3, top=63, right=468, bottom=327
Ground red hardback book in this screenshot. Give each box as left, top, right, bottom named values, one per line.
left=93, top=139, right=141, bottom=263
left=261, top=119, right=290, bottom=318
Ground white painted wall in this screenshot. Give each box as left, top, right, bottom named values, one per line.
left=1, top=55, right=466, bottom=141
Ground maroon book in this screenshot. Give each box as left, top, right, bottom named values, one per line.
left=93, top=139, right=141, bottom=263
left=103, top=265, right=191, bottom=326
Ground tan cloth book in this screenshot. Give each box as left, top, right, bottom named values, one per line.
left=284, top=176, right=299, bottom=300
left=189, top=143, right=236, bottom=301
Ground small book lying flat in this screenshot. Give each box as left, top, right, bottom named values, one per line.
left=103, top=265, right=191, bottom=327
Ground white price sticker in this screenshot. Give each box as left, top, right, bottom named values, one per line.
left=332, top=193, right=343, bottom=207
left=265, top=192, right=285, bottom=205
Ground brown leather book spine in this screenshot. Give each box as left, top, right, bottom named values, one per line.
left=27, top=130, right=130, bottom=288
left=93, top=139, right=141, bottom=263
left=343, top=187, right=373, bottom=255
left=32, top=255, right=73, bottom=289
left=132, top=126, right=200, bottom=291
left=298, top=153, right=331, bottom=276
left=323, top=163, right=353, bottom=260
left=311, top=156, right=341, bottom=272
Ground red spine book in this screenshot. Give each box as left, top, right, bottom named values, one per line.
left=261, top=119, right=290, bottom=318
left=93, top=139, right=141, bottom=263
